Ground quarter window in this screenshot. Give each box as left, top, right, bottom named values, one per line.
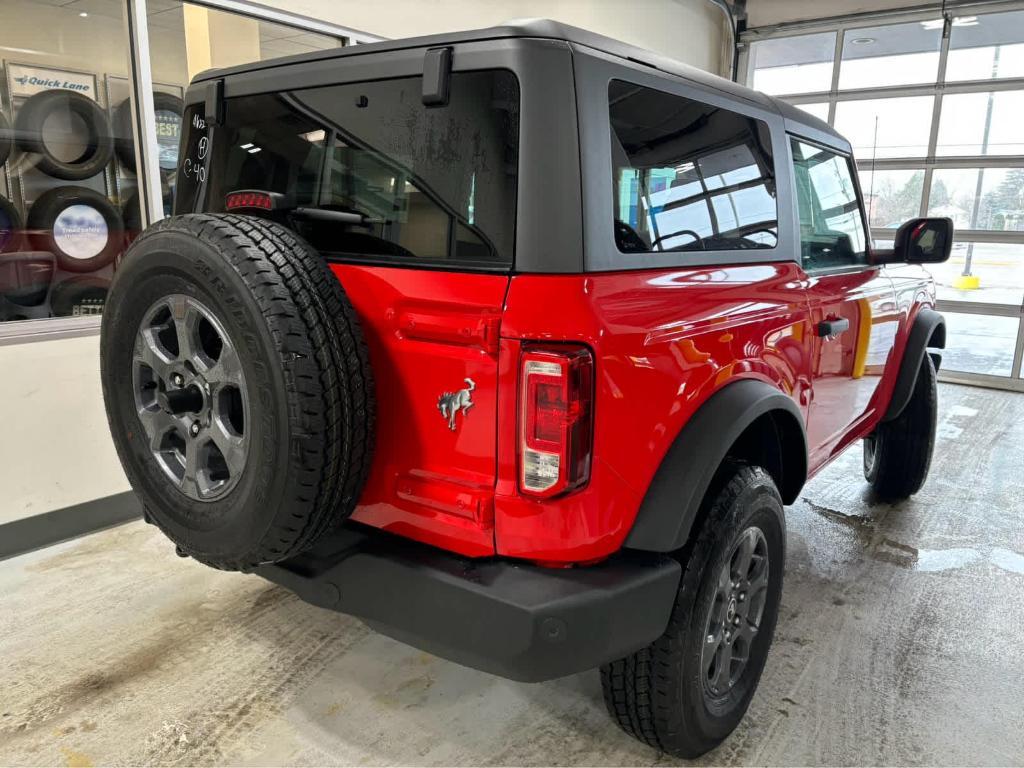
left=791, top=139, right=868, bottom=270
left=609, top=80, right=778, bottom=255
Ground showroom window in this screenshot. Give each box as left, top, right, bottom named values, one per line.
left=0, top=0, right=139, bottom=325
left=743, top=3, right=1024, bottom=391
left=0, top=0, right=368, bottom=337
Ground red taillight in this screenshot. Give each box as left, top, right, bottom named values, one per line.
left=519, top=346, right=594, bottom=498
left=225, top=190, right=274, bottom=211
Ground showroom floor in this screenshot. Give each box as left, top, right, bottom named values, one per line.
left=1, top=382, right=1022, bottom=767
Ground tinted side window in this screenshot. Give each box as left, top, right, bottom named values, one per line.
left=790, top=139, right=868, bottom=270
left=609, top=79, right=778, bottom=255
left=178, top=71, right=520, bottom=268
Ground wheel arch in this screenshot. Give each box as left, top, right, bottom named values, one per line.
left=883, top=307, right=945, bottom=423
left=624, top=378, right=807, bottom=553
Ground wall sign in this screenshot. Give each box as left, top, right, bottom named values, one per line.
left=8, top=63, right=96, bottom=100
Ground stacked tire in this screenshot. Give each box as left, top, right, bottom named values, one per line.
left=2, top=88, right=141, bottom=320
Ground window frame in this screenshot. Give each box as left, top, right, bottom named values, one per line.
left=788, top=134, right=872, bottom=274
left=576, top=49, right=796, bottom=272
left=608, top=78, right=781, bottom=257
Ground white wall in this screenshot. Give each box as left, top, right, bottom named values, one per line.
left=266, top=0, right=731, bottom=75
left=0, top=335, right=130, bottom=525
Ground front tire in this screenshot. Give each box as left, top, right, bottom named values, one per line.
left=601, top=463, right=785, bottom=758
left=863, top=355, right=937, bottom=500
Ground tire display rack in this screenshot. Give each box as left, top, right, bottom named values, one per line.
left=0, top=60, right=182, bottom=324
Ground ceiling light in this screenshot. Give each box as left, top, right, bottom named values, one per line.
left=247, top=147, right=261, bottom=154
left=79, top=11, right=88, bottom=17
left=851, top=37, right=875, bottom=45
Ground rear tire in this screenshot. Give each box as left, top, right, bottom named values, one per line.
left=863, top=355, right=937, bottom=500
left=101, top=213, right=375, bottom=571
left=601, top=463, right=785, bottom=758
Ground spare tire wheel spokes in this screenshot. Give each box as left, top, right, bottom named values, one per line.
left=133, top=293, right=248, bottom=502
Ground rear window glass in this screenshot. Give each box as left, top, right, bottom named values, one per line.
left=608, top=79, right=778, bottom=255
left=177, top=71, right=520, bottom=268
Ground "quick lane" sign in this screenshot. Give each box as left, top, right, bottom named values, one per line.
left=8, top=63, right=96, bottom=100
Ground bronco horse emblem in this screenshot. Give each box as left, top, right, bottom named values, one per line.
left=437, top=378, right=475, bottom=431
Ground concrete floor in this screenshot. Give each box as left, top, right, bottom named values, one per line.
left=1, top=382, right=1023, bottom=767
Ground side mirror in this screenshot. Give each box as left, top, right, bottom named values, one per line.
left=872, top=217, right=954, bottom=265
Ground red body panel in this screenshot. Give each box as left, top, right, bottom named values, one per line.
left=330, top=260, right=929, bottom=564
left=330, top=263, right=508, bottom=557
left=496, top=263, right=814, bottom=562
left=803, top=267, right=899, bottom=473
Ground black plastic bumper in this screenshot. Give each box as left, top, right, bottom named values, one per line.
left=256, top=527, right=681, bottom=683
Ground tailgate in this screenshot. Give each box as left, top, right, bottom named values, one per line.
left=335, top=264, right=509, bottom=557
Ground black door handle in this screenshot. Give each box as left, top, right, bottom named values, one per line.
left=817, top=317, right=850, bottom=337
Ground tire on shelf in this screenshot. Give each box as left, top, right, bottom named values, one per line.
left=114, top=92, right=184, bottom=175
left=0, top=251, right=56, bottom=307
left=49, top=274, right=110, bottom=317
left=27, top=186, right=123, bottom=273
left=0, top=194, right=24, bottom=253
left=100, top=213, right=376, bottom=571
left=0, top=111, right=13, bottom=166
left=15, top=89, right=114, bottom=181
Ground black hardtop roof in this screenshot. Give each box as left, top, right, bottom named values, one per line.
left=192, top=17, right=845, bottom=149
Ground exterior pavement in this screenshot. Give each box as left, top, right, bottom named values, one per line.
left=1, top=382, right=1022, bottom=767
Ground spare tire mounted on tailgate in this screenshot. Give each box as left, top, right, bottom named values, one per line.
left=100, top=214, right=376, bottom=571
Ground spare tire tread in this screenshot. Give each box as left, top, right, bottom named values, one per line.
left=231, top=215, right=374, bottom=553
left=122, top=213, right=374, bottom=569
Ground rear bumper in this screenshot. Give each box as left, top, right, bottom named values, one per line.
left=256, top=526, right=681, bottom=683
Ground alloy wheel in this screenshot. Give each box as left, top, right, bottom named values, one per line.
left=132, top=294, right=248, bottom=501
left=701, top=526, right=770, bottom=699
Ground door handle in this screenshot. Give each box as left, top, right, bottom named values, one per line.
left=817, top=317, right=850, bottom=338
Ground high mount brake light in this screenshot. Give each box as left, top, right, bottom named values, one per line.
left=225, top=190, right=275, bottom=211
left=519, top=346, right=594, bottom=498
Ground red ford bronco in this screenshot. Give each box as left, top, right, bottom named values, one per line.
left=100, top=20, right=952, bottom=758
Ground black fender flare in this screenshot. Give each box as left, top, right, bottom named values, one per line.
left=883, top=307, right=946, bottom=422
left=624, top=379, right=807, bottom=553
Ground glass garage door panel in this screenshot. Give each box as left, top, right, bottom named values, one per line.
left=928, top=242, right=1024, bottom=306
left=936, top=91, right=1024, bottom=157
left=946, top=9, right=1024, bottom=82
left=839, top=20, right=943, bottom=90
left=750, top=32, right=836, bottom=95
left=929, top=168, right=1024, bottom=232
left=834, top=96, right=934, bottom=159
left=940, top=312, right=1019, bottom=377
left=792, top=102, right=830, bottom=122
left=858, top=168, right=925, bottom=228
